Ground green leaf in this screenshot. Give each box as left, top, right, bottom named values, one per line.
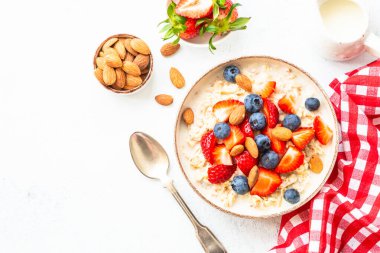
left=212, top=4, right=219, bottom=19
left=159, top=23, right=172, bottom=33
left=200, top=25, right=206, bottom=36
left=196, top=18, right=208, bottom=27
left=173, top=36, right=181, bottom=44
left=158, top=18, right=169, bottom=27
left=226, top=3, right=241, bottom=20
left=217, top=0, right=226, bottom=8
left=205, top=25, right=219, bottom=33
left=230, top=17, right=251, bottom=29
left=208, top=34, right=217, bottom=52
left=167, top=2, right=175, bottom=17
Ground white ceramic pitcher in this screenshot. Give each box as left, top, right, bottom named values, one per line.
left=315, top=0, right=380, bottom=61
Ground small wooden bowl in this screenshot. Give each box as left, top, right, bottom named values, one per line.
left=93, top=34, right=154, bottom=94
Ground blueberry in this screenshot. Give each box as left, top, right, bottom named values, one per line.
left=305, top=97, right=320, bottom=111
left=249, top=112, right=267, bottom=130
left=223, top=65, right=240, bottom=83
left=284, top=188, right=300, bottom=204
left=231, top=175, right=250, bottom=195
left=282, top=114, right=301, bottom=131
left=244, top=94, right=263, bottom=113
left=260, top=151, right=280, bottom=170
left=213, top=122, right=231, bottom=139
left=254, top=134, right=271, bottom=152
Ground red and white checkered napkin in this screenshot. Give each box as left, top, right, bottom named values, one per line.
left=270, top=60, right=380, bottom=253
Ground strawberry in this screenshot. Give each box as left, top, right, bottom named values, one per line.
left=278, top=95, right=296, bottom=114
left=212, top=99, right=243, bottom=122
left=291, top=127, right=315, bottom=150
left=313, top=116, right=333, bottom=145
left=240, top=118, right=254, bottom=138
left=235, top=151, right=257, bottom=176
left=224, top=125, right=246, bottom=150
left=180, top=18, right=201, bottom=40
left=262, top=98, right=279, bottom=128
left=208, top=164, right=236, bottom=184
left=212, top=145, right=233, bottom=165
left=200, top=130, right=216, bottom=163
left=218, top=0, right=238, bottom=22
left=175, top=0, right=213, bottom=19
left=262, top=126, right=286, bottom=155
left=252, top=81, right=276, bottom=98
left=275, top=146, right=304, bottom=174
left=250, top=168, right=282, bottom=197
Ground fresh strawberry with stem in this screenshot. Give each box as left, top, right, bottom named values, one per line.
left=224, top=125, right=246, bottom=150
left=313, top=116, right=333, bottom=145
left=275, top=146, right=304, bottom=174
left=250, top=168, right=282, bottom=197
left=175, top=0, right=213, bottom=19
left=208, top=164, right=236, bottom=184
left=235, top=150, right=257, bottom=176
left=252, top=81, right=276, bottom=98
left=212, top=145, right=233, bottom=165
left=201, top=130, right=216, bottom=163
left=180, top=18, right=201, bottom=39
left=240, top=118, right=254, bottom=138
left=212, top=99, right=243, bottom=122
left=262, top=126, right=286, bottom=155
left=291, top=127, right=315, bottom=150
left=217, top=0, right=238, bottom=22
left=278, top=95, right=296, bottom=114
left=262, top=98, right=279, bottom=128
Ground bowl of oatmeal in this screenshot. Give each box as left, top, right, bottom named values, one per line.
left=175, top=56, right=339, bottom=218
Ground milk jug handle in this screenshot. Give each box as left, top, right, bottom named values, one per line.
left=364, top=33, right=380, bottom=58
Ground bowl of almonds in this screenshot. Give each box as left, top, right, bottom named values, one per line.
left=93, top=34, right=153, bottom=93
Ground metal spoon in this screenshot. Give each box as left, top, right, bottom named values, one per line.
left=129, top=132, right=227, bottom=253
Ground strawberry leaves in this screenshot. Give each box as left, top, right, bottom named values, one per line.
left=159, top=2, right=187, bottom=44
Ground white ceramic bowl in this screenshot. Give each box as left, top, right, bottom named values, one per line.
left=175, top=56, right=339, bottom=218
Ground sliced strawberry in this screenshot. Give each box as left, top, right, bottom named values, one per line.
left=208, top=164, right=236, bottom=184
left=179, top=18, right=201, bottom=40
left=234, top=151, right=257, bottom=176
left=250, top=168, right=282, bottom=197
left=200, top=130, right=216, bottom=163
left=212, top=99, right=243, bottom=122
left=224, top=125, right=246, bottom=150
left=212, top=145, right=232, bottom=165
left=218, top=0, right=238, bottom=22
left=313, top=116, right=333, bottom=145
left=262, top=126, right=286, bottom=155
left=262, top=99, right=279, bottom=128
left=240, top=118, right=254, bottom=138
left=275, top=146, right=304, bottom=174
left=291, top=127, right=315, bottom=150
left=278, top=95, right=296, bottom=114
left=252, top=81, right=276, bottom=98
left=175, top=0, right=213, bottom=19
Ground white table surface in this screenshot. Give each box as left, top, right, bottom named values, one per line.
left=0, top=0, right=379, bottom=252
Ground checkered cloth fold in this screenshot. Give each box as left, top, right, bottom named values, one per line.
left=271, top=60, right=380, bottom=253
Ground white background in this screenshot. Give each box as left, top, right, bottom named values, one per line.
left=0, top=0, right=379, bottom=252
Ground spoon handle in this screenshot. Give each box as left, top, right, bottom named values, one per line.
left=165, top=180, right=227, bottom=253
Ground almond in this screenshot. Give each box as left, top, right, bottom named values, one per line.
left=99, top=51, right=105, bottom=57
left=182, top=108, right=194, bottom=125
left=126, top=75, right=142, bottom=87
left=125, top=52, right=135, bottom=62
left=124, top=39, right=138, bottom=56
left=229, top=105, right=246, bottom=125
left=170, top=67, right=185, bottom=88
left=235, top=74, right=252, bottom=92
left=114, top=40, right=126, bottom=60
left=155, top=94, right=173, bottom=106
left=310, top=155, right=323, bottom=173
left=122, top=61, right=141, bottom=76
left=111, top=83, right=122, bottom=90
left=230, top=144, right=244, bottom=157
left=96, top=57, right=107, bottom=70
left=94, top=68, right=105, bottom=85
left=130, top=38, right=150, bottom=55
left=141, top=67, right=150, bottom=74
left=133, top=54, right=150, bottom=70
left=160, top=43, right=180, bottom=56
left=245, top=137, right=258, bottom=158
left=103, top=47, right=118, bottom=56
left=104, top=53, right=122, bottom=68
left=272, top=127, right=292, bottom=141
left=102, top=65, right=116, bottom=86
left=115, top=68, right=126, bottom=88
left=248, top=165, right=259, bottom=188
left=102, top=37, right=118, bottom=51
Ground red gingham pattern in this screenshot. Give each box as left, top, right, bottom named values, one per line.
left=270, top=60, right=380, bottom=253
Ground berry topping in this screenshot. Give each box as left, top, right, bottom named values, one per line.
left=284, top=188, right=300, bottom=204
left=239, top=118, right=254, bottom=138
left=282, top=114, right=301, bottom=131
left=249, top=112, right=267, bottom=131
left=231, top=175, right=250, bottom=195
left=175, top=0, right=213, bottom=19
left=305, top=97, right=320, bottom=111
left=278, top=95, right=296, bottom=114
left=208, top=164, right=236, bottom=184
left=213, top=122, right=231, bottom=140
left=223, top=65, right=240, bottom=82
left=252, top=81, right=276, bottom=98
left=262, top=126, right=286, bottom=155
left=254, top=134, right=271, bottom=153
left=291, top=127, right=315, bottom=150
left=212, top=145, right=233, bottom=165
left=262, top=99, right=279, bottom=128
left=313, top=116, right=333, bottom=145
left=213, top=99, right=243, bottom=122
left=234, top=150, right=257, bottom=176
left=224, top=125, right=246, bottom=150
left=250, top=168, right=282, bottom=197
left=275, top=146, right=304, bottom=174
left=200, top=130, right=216, bottom=163
left=244, top=94, right=263, bottom=113
left=260, top=151, right=280, bottom=170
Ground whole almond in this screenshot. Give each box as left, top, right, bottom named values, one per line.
left=170, top=67, right=185, bottom=88
left=133, top=54, right=150, bottom=70
left=103, top=47, right=118, bottom=56
left=235, top=74, right=252, bottom=92
left=183, top=108, right=194, bottom=125
left=160, top=43, right=180, bottom=56
left=94, top=68, right=105, bottom=85
left=115, top=68, right=126, bottom=88
left=104, top=53, right=122, bottom=68
left=245, top=137, right=258, bottom=158
left=124, top=39, right=138, bottom=56
left=96, top=57, right=107, bottom=70
left=248, top=165, right=259, bottom=188
left=310, top=155, right=323, bottom=173
left=102, top=37, right=118, bottom=51
left=111, top=83, right=122, bottom=90
left=99, top=51, right=105, bottom=57
left=125, top=52, right=135, bottom=62
left=126, top=75, right=142, bottom=87
left=114, top=40, right=126, bottom=60
left=122, top=61, right=141, bottom=76
left=230, top=144, right=244, bottom=157
left=229, top=105, right=246, bottom=125
left=155, top=94, right=173, bottom=106
left=272, top=127, right=292, bottom=141
left=130, top=38, right=150, bottom=55
left=102, top=65, right=116, bottom=86
left=141, top=67, right=150, bottom=74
